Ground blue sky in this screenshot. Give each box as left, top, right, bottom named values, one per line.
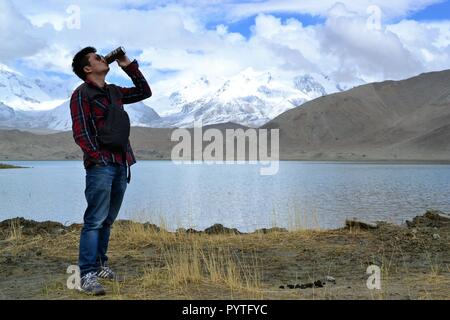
left=210, top=13, right=326, bottom=39
left=409, top=0, right=450, bottom=20
left=220, top=1, right=450, bottom=38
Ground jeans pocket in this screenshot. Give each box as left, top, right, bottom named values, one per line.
left=86, top=164, right=114, bottom=180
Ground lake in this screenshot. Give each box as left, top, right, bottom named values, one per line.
left=0, top=160, right=449, bottom=232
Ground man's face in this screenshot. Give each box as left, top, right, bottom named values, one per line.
left=84, top=53, right=109, bottom=77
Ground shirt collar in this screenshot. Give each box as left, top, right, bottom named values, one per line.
left=85, top=78, right=108, bottom=90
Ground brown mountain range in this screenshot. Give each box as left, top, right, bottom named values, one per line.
left=263, top=69, right=450, bottom=161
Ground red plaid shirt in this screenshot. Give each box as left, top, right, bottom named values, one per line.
left=70, top=59, right=152, bottom=169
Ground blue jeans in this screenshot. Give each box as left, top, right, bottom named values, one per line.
left=79, top=163, right=127, bottom=277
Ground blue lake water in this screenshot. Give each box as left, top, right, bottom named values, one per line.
left=0, top=160, right=449, bottom=232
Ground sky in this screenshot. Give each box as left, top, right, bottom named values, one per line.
left=1, top=0, right=450, bottom=102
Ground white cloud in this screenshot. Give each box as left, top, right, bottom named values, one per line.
left=320, top=4, right=423, bottom=81
left=224, top=0, right=443, bottom=21
left=387, top=20, right=450, bottom=71
left=1, top=0, right=450, bottom=112
left=0, top=0, right=45, bottom=62
left=23, top=44, right=74, bottom=74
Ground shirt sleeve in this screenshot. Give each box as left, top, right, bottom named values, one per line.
left=70, top=89, right=106, bottom=165
left=118, top=59, right=152, bottom=104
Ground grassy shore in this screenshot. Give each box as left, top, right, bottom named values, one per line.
left=0, top=163, right=26, bottom=169
left=0, top=210, right=449, bottom=300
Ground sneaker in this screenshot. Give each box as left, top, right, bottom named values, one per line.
left=96, top=266, right=119, bottom=281
left=79, top=272, right=106, bottom=296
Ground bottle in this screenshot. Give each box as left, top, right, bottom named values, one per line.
left=104, top=47, right=126, bottom=64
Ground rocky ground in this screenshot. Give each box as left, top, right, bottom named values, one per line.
left=0, top=210, right=449, bottom=300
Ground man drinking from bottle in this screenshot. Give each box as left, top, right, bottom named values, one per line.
left=70, top=46, right=151, bottom=295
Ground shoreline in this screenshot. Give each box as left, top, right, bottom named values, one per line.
left=1, top=159, right=450, bottom=165
left=0, top=213, right=434, bottom=233
left=0, top=209, right=448, bottom=235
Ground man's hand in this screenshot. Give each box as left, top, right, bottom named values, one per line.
left=116, top=55, right=132, bottom=68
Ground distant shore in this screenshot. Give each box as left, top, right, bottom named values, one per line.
left=1, top=159, right=450, bottom=164
left=0, top=163, right=27, bottom=169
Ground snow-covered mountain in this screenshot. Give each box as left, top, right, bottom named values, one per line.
left=0, top=63, right=363, bottom=131
left=0, top=99, right=160, bottom=131
left=0, top=63, right=161, bottom=131
left=147, top=68, right=363, bottom=128
left=0, top=63, right=68, bottom=112
left=0, top=102, right=15, bottom=121
left=44, top=99, right=160, bottom=131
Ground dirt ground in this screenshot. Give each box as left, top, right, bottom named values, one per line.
left=0, top=210, right=449, bottom=300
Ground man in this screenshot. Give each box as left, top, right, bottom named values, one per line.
left=70, top=46, right=151, bottom=295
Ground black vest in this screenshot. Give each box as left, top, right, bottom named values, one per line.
left=77, top=82, right=132, bottom=183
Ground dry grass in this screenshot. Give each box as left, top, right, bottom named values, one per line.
left=0, top=214, right=449, bottom=300
left=111, top=221, right=264, bottom=299
left=270, top=204, right=322, bottom=232
left=7, top=218, right=22, bottom=241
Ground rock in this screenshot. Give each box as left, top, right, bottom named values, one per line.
left=55, top=228, right=66, bottom=235
left=114, top=220, right=162, bottom=232
left=204, top=224, right=241, bottom=235
left=279, top=278, right=334, bottom=290
left=142, top=223, right=161, bottom=232
left=325, top=276, right=336, bottom=284
left=424, top=209, right=450, bottom=221
left=293, top=280, right=327, bottom=289
left=175, top=227, right=201, bottom=234
left=314, top=280, right=324, bottom=288
left=0, top=217, right=68, bottom=236
left=432, top=233, right=441, bottom=240
left=300, top=283, right=313, bottom=289
left=345, top=219, right=378, bottom=230
left=186, top=228, right=200, bottom=234
left=254, top=227, right=288, bottom=234
left=68, top=223, right=83, bottom=231
left=407, top=209, right=450, bottom=228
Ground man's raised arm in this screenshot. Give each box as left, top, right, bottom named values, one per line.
left=118, top=59, right=152, bottom=104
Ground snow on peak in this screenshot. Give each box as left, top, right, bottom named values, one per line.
left=0, top=61, right=362, bottom=130
left=144, top=68, right=358, bottom=128
left=0, top=64, right=71, bottom=111
left=294, top=74, right=327, bottom=96
left=0, top=63, right=21, bottom=75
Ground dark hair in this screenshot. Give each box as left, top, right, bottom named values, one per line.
left=72, top=46, right=97, bottom=80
